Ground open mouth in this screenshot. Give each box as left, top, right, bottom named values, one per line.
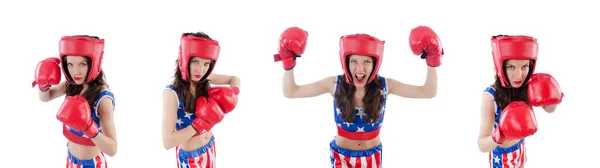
left=355, top=73, right=366, bottom=84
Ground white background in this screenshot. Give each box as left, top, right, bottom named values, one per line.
left=0, top=0, right=597, bottom=167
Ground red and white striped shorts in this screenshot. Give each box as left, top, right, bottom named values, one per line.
left=66, top=149, right=107, bottom=168
left=489, top=139, right=527, bottom=168
left=176, top=136, right=216, bottom=168
left=330, top=139, right=383, bottom=168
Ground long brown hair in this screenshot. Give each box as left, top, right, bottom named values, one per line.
left=334, top=75, right=385, bottom=123
left=171, top=32, right=214, bottom=113
left=492, top=74, right=531, bottom=110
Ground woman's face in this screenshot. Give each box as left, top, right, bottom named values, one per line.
left=504, top=59, right=531, bottom=88
left=189, top=57, right=212, bottom=82
left=65, top=56, right=89, bottom=84
left=348, top=55, right=374, bottom=87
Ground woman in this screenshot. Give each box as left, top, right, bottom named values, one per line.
left=162, top=32, right=241, bottom=168
left=477, top=35, right=564, bottom=168
left=33, top=35, right=117, bottom=168
left=273, top=26, right=442, bottom=167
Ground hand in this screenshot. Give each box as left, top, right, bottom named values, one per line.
left=409, top=26, right=444, bottom=67
left=56, top=95, right=99, bottom=138
left=32, top=57, right=62, bottom=92
left=208, top=86, right=239, bottom=114
left=191, top=97, right=225, bottom=134
left=273, top=26, right=308, bottom=70
left=528, top=73, right=564, bottom=107
left=492, top=101, right=537, bottom=144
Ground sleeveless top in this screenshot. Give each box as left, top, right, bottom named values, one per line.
left=333, top=75, right=388, bottom=140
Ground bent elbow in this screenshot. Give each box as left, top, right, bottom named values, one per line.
left=283, top=90, right=295, bottom=99
left=427, top=92, right=437, bottom=99
left=39, top=96, right=50, bottom=102
left=105, top=150, right=117, bottom=157
left=162, top=139, right=175, bottom=150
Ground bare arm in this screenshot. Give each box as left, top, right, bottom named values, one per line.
left=477, top=92, right=499, bottom=152
left=91, top=97, right=118, bottom=157
left=38, top=81, right=67, bottom=102
left=542, top=105, right=557, bottom=113
left=208, top=73, right=241, bottom=88
left=162, top=90, right=198, bottom=150
left=282, top=69, right=336, bottom=98
left=387, top=67, right=437, bottom=98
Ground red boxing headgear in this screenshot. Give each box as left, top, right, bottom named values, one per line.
left=491, top=35, right=538, bottom=88
left=59, top=36, right=105, bottom=84
left=339, top=34, right=385, bottom=84
left=178, top=34, right=220, bottom=82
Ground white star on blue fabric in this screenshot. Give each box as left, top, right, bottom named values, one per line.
left=184, top=112, right=193, bottom=119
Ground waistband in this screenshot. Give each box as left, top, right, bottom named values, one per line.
left=66, top=144, right=104, bottom=165
left=337, top=125, right=381, bottom=140
left=493, top=139, right=524, bottom=154
left=177, top=136, right=215, bottom=159
left=330, top=139, right=382, bottom=157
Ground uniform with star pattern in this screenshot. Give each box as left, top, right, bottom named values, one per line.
left=333, top=75, right=388, bottom=134
left=484, top=86, right=527, bottom=168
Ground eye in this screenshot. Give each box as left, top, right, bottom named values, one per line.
left=523, top=64, right=529, bottom=69
left=80, top=62, right=88, bottom=67
left=350, top=60, right=357, bottom=63
left=204, top=62, right=211, bottom=66
left=506, top=65, right=514, bottom=69
left=191, top=60, right=199, bottom=64
left=365, top=60, right=372, bottom=64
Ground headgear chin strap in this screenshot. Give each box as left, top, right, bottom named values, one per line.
left=59, top=36, right=105, bottom=84
left=491, top=35, right=538, bottom=88
left=178, top=34, right=220, bottom=82
left=339, top=34, right=385, bottom=84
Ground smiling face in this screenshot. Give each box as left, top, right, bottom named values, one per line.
left=65, top=56, right=89, bottom=84
left=348, top=54, right=374, bottom=87
left=188, top=57, right=213, bottom=82
left=504, top=59, right=531, bottom=88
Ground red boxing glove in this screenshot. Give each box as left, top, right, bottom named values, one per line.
left=528, top=73, right=564, bottom=107
left=208, top=86, right=239, bottom=114
left=492, top=101, right=537, bottom=144
left=274, top=26, right=308, bottom=70
left=409, top=26, right=444, bottom=67
left=32, top=57, right=62, bottom=92
left=56, top=95, right=99, bottom=138
left=191, top=97, right=225, bottom=134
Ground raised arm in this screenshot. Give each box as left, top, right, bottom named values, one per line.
left=283, top=69, right=336, bottom=98
left=387, top=26, right=443, bottom=99
left=162, top=90, right=198, bottom=150
left=386, top=67, right=437, bottom=98
left=477, top=93, right=498, bottom=152
left=208, top=73, right=241, bottom=88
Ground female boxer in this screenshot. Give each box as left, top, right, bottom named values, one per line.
left=274, top=26, right=442, bottom=167
left=162, top=32, right=241, bottom=168
left=477, top=35, right=564, bottom=168
left=33, top=35, right=117, bottom=168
